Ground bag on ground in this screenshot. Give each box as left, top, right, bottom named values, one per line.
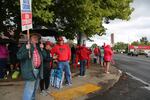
left=12, top=71, right=20, bottom=79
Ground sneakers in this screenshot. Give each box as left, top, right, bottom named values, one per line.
left=45, top=88, right=51, bottom=94
left=82, top=75, right=86, bottom=78
left=78, top=75, right=82, bottom=77
left=106, top=72, right=110, bottom=74
left=40, top=90, right=48, bottom=96
left=65, top=83, right=72, bottom=86
left=78, top=75, right=86, bottom=78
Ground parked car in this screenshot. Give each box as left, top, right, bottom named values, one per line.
left=127, top=51, right=138, bottom=56
left=145, top=51, right=150, bottom=57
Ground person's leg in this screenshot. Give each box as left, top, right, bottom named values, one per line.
left=64, top=61, right=72, bottom=84
left=97, top=56, right=99, bottom=64
left=57, top=62, right=63, bottom=72
left=57, top=62, right=64, bottom=86
left=101, top=56, right=104, bottom=67
left=103, top=61, right=107, bottom=73
left=23, top=80, right=36, bottom=100
left=45, top=76, right=50, bottom=90
left=40, top=79, right=44, bottom=91
left=106, top=62, right=110, bottom=73
left=83, top=60, right=87, bottom=76
left=80, top=60, right=84, bottom=76
left=32, top=78, right=40, bottom=99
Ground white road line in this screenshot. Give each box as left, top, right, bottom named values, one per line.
left=125, top=72, right=150, bottom=91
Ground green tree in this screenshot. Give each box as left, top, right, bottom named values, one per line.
left=131, top=41, right=150, bottom=46
left=131, top=41, right=140, bottom=46
left=0, top=0, right=54, bottom=34
left=54, top=0, right=134, bottom=39
left=113, top=42, right=128, bottom=51
left=0, top=0, right=134, bottom=41
left=91, top=43, right=98, bottom=50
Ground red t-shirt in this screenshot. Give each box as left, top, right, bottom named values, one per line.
left=104, top=46, right=113, bottom=62
left=78, top=46, right=91, bottom=60
left=51, top=44, right=71, bottom=61
left=94, top=47, right=100, bottom=56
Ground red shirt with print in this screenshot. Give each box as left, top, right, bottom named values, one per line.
left=51, top=44, right=71, bottom=61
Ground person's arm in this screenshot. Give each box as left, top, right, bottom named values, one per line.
left=41, top=49, right=47, bottom=59
left=68, top=45, right=71, bottom=61
left=51, top=45, right=57, bottom=56
left=17, top=44, right=29, bottom=60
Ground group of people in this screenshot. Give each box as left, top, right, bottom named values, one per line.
left=17, top=33, right=73, bottom=100
left=0, top=32, right=114, bottom=100
left=0, top=42, right=19, bottom=79
left=94, top=44, right=113, bottom=74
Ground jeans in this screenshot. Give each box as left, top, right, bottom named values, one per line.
left=80, top=60, right=87, bottom=76
left=57, top=61, right=72, bottom=84
left=23, top=78, right=39, bottom=100
left=0, top=58, right=7, bottom=78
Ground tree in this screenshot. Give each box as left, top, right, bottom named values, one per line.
left=113, top=42, right=128, bottom=52
left=90, top=43, right=98, bottom=50
left=54, top=0, right=134, bottom=39
left=140, top=37, right=148, bottom=45
left=131, top=41, right=140, bottom=46
left=0, top=0, right=54, bottom=36
left=0, top=0, right=134, bottom=41
left=131, top=41, right=150, bottom=46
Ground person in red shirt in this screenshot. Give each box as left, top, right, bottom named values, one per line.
left=86, top=48, right=92, bottom=69
left=94, top=45, right=100, bottom=64
left=104, top=45, right=113, bottom=74
left=51, top=36, right=72, bottom=85
left=77, top=44, right=91, bottom=77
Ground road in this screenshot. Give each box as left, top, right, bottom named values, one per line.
left=88, top=54, right=150, bottom=100
left=114, top=54, right=150, bottom=84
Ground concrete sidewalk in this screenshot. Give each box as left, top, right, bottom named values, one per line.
left=0, top=64, right=122, bottom=100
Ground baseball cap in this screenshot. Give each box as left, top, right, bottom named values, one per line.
left=45, top=41, right=53, bottom=46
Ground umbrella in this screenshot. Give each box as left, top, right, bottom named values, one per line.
left=0, top=39, right=16, bottom=44
left=23, top=29, right=61, bottom=37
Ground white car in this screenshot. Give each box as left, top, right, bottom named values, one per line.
left=145, top=51, right=150, bottom=57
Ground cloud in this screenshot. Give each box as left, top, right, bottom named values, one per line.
left=85, top=0, right=150, bottom=47
left=101, top=0, right=150, bottom=44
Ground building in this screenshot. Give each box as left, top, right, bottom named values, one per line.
left=111, top=33, right=114, bottom=47
left=128, top=45, right=150, bottom=53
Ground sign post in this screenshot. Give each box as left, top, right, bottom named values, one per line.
left=20, top=0, right=32, bottom=58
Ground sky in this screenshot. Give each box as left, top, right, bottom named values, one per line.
left=86, top=0, right=150, bottom=47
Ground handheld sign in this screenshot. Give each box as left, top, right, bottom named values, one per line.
left=20, top=0, right=32, bottom=31
left=20, top=0, right=32, bottom=58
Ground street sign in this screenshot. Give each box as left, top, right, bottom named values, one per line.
left=20, top=0, right=32, bottom=31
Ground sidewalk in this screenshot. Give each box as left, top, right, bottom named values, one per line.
left=0, top=63, right=122, bottom=100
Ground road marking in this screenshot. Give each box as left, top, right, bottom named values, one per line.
left=126, top=72, right=150, bottom=91
left=50, top=83, right=101, bottom=100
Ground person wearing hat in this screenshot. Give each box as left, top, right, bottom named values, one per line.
left=17, top=33, right=47, bottom=100
left=39, top=41, right=53, bottom=96
left=51, top=36, right=72, bottom=86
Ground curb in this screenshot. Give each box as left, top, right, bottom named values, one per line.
left=77, top=66, right=122, bottom=100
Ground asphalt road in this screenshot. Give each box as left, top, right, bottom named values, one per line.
left=114, top=54, right=150, bottom=84
left=88, top=54, right=150, bottom=100
left=88, top=73, right=150, bottom=100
